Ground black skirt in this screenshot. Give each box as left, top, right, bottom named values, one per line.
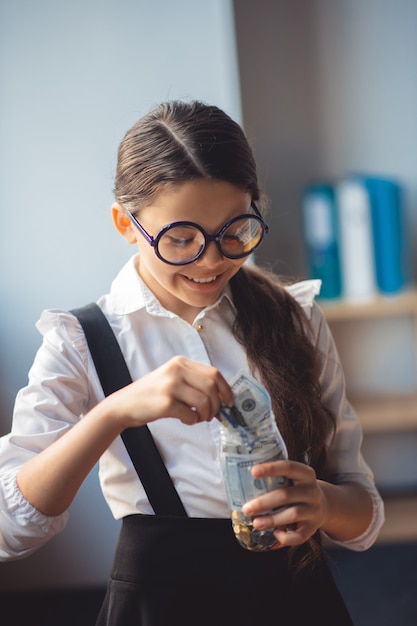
left=96, top=514, right=353, bottom=626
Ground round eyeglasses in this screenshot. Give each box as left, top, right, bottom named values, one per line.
left=126, top=202, right=268, bottom=266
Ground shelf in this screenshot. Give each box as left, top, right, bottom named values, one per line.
left=320, top=289, right=417, bottom=434
left=319, top=289, right=417, bottom=540
left=320, top=288, right=417, bottom=322
left=377, top=494, right=417, bottom=543
left=350, top=393, right=417, bottom=434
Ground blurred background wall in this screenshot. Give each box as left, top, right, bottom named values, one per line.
left=0, top=0, right=241, bottom=589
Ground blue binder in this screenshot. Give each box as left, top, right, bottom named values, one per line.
left=301, top=183, right=342, bottom=300
left=360, top=175, right=409, bottom=295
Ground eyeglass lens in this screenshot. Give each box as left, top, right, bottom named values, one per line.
left=157, top=216, right=264, bottom=264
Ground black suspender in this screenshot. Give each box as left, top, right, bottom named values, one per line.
left=70, top=303, right=187, bottom=517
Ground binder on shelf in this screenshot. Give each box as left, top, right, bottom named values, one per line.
left=360, top=175, right=409, bottom=296
left=301, top=183, right=342, bottom=300
left=336, top=177, right=378, bottom=303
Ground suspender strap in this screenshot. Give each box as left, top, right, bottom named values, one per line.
left=71, top=303, right=187, bottom=517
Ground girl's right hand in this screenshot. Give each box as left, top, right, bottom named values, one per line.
left=16, top=357, right=233, bottom=517
left=106, top=356, right=234, bottom=430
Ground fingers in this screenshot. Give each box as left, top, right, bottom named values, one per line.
left=119, top=356, right=234, bottom=427
left=161, top=357, right=231, bottom=423
left=251, top=459, right=316, bottom=483
left=182, top=357, right=234, bottom=409
left=241, top=460, right=323, bottom=547
left=242, top=461, right=315, bottom=514
left=272, top=525, right=306, bottom=548
left=248, top=503, right=318, bottom=548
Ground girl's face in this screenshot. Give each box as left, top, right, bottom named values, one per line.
left=113, top=179, right=252, bottom=324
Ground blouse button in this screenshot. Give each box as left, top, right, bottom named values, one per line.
left=196, top=324, right=203, bottom=332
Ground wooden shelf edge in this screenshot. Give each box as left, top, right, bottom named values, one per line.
left=376, top=494, right=417, bottom=543
left=321, top=288, right=417, bottom=321
left=350, top=393, right=417, bottom=433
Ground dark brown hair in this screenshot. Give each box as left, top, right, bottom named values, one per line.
left=114, top=100, right=335, bottom=569
left=114, top=100, right=259, bottom=211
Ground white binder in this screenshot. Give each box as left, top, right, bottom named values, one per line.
left=336, top=178, right=377, bottom=302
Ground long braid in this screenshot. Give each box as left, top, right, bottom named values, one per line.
left=229, top=264, right=335, bottom=570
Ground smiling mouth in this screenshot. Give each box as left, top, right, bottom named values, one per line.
left=185, top=275, right=218, bottom=284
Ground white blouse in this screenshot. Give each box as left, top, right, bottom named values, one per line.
left=0, top=255, right=384, bottom=560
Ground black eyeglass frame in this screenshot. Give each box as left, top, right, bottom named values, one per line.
left=126, top=201, right=269, bottom=266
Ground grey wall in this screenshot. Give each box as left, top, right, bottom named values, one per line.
left=0, top=0, right=241, bottom=589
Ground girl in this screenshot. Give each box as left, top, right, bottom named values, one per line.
left=0, top=101, right=384, bottom=625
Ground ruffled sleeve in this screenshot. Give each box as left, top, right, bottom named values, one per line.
left=0, top=309, right=101, bottom=560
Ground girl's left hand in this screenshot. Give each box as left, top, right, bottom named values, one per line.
left=241, top=460, right=327, bottom=548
